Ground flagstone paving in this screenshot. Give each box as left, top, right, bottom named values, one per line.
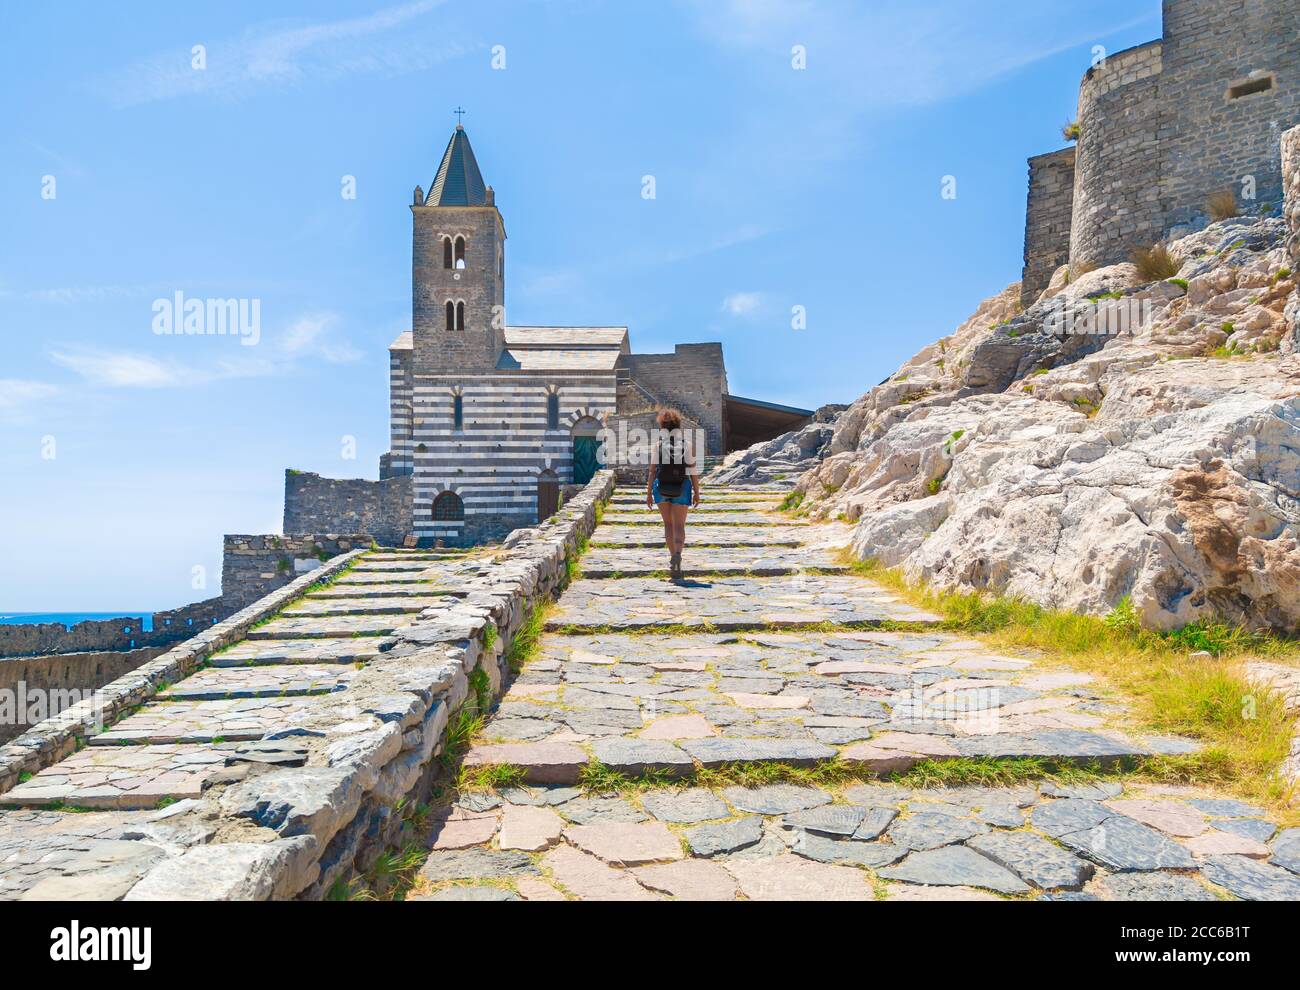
left=407, top=779, right=1300, bottom=901
left=548, top=576, right=938, bottom=630
left=415, top=485, right=1300, bottom=901
left=594, top=526, right=805, bottom=548
left=579, top=545, right=846, bottom=577
left=3, top=485, right=1296, bottom=903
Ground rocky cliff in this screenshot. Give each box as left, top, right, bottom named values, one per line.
left=751, top=127, right=1300, bottom=632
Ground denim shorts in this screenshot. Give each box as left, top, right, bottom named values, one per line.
left=653, top=477, right=693, bottom=506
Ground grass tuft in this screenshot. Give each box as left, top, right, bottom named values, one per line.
left=1131, top=242, right=1182, bottom=282
left=842, top=553, right=1300, bottom=810
left=1207, top=189, right=1240, bottom=222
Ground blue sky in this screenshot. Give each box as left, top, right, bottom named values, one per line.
left=0, top=0, right=1162, bottom=611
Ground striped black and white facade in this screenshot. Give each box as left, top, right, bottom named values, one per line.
left=387, top=329, right=621, bottom=542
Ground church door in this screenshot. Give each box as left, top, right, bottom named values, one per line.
left=537, top=470, right=559, bottom=522
left=572, top=436, right=599, bottom=485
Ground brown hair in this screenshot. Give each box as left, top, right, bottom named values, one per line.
left=656, top=407, right=682, bottom=431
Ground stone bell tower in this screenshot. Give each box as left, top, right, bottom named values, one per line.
left=411, top=124, right=507, bottom=374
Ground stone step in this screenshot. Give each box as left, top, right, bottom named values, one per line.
left=579, top=545, right=847, bottom=578
left=546, top=575, right=941, bottom=631
left=0, top=743, right=239, bottom=810
left=331, top=571, right=433, bottom=585
left=280, top=596, right=447, bottom=617
left=157, top=664, right=357, bottom=701
left=246, top=614, right=416, bottom=640
left=608, top=500, right=785, bottom=512
left=306, top=582, right=448, bottom=599
left=87, top=697, right=323, bottom=746
left=600, top=512, right=802, bottom=526
left=365, top=551, right=469, bottom=560
left=592, top=525, right=806, bottom=548
left=351, top=560, right=450, bottom=573
left=209, top=637, right=387, bottom=666
left=466, top=627, right=1183, bottom=786
left=461, top=731, right=1157, bottom=786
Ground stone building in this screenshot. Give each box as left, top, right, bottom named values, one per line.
left=285, top=125, right=810, bottom=545
left=1021, top=0, right=1300, bottom=306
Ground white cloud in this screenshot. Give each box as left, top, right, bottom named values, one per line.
left=46, top=309, right=358, bottom=390
left=49, top=349, right=193, bottom=388
left=722, top=292, right=765, bottom=316
left=0, top=379, right=60, bottom=415
left=96, top=0, right=467, bottom=107
left=279, top=313, right=362, bottom=364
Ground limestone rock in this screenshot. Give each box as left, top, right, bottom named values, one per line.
left=742, top=210, right=1300, bottom=633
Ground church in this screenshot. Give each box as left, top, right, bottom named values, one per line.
left=286, top=124, right=810, bottom=546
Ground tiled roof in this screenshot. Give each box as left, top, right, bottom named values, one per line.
left=427, top=126, right=488, bottom=207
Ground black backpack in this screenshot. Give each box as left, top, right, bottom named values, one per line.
left=658, top=432, right=687, bottom=498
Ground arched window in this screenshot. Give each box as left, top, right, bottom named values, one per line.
left=453, top=393, right=464, bottom=430
left=455, top=301, right=466, bottom=331
left=454, top=236, right=467, bottom=269
left=445, top=301, right=456, bottom=332
left=546, top=392, right=560, bottom=430
left=433, top=491, right=465, bottom=522
left=442, top=237, right=453, bottom=269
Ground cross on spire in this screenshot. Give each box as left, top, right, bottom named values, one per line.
left=454, top=106, right=466, bottom=127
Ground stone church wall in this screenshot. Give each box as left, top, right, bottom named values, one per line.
left=624, top=343, right=728, bottom=455
left=283, top=470, right=413, bottom=546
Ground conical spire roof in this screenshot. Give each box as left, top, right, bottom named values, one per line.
left=427, top=125, right=488, bottom=206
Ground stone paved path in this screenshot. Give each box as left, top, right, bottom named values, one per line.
left=4, top=487, right=1297, bottom=902
left=424, top=486, right=1300, bottom=901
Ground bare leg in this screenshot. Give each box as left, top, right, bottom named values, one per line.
left=657, top=502, right=677, bottom=560
left=670, top=504, right=689, bottom=556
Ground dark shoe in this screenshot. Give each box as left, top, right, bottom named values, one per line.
left=670, top=552, right=682, bottom=579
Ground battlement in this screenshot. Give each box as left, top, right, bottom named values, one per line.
left=1021, top=0, right=1300, bottom=307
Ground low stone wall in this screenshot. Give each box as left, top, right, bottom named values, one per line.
left=0, top=550, right=366, bottom=800
left=0, top=647, right=167, bottom=744
left=2, top=471, right=616, bottom=900
left=221, top=534, right=370, bottom=611
left=0, top=597, right=230, bottom=660
left=283, top=470, right=413, bottom=546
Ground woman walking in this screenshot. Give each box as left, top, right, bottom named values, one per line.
left=645, top=408, right=701, bottom=579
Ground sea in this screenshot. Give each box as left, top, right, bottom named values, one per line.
left=0, top=612, right=155, bottom=631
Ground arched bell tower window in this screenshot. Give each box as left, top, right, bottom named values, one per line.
left=546, top=391, right=560, bottom=430
left=433, top=491, right=465, bottom=522
left=454, top=236, right=467, bottom=269
left=442, top=237, right=453, bottom=269
left=445, top=301, right=456, bottom=331
left=455, top=301, right=466, bottom=331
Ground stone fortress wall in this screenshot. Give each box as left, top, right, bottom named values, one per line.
left=1022, top=0, right=1300, bottom=306
left=0, top=597, right=229, bottom=660
left=0, top=646, right=168, bottom=744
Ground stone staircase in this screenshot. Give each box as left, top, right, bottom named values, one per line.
left=4, top=481, right=1298, bottom=902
